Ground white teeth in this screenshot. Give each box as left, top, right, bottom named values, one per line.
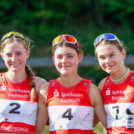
left=11, top=63, right=19, bottom=65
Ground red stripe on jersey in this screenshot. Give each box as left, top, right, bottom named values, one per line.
left=101, top=71, right=134, bottom=133
left=0, top=122, right=35, bottom=133
left=47, top=79, right=94, bottom=133
left=0, top=73, right=37, bottom=102
left=101, top=72, right=134, bottom=105
left=107, top=126, right=134, bottom=134
left=49, top=129, right=93, bottom=134
left=47, top=79, right=92, bottom=106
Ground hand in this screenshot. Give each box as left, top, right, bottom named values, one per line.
left=126, top=109, right=134, bottom=129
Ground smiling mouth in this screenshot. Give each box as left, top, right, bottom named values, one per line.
left=11, top=63, right=20, bottom=66
left=106, top=64, right=113, bottom=68
left=62, top=65, right=70, bottom=68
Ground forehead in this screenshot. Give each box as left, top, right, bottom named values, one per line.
left=3, top=42, right=25, bottom=52
left=96, top=44, right=120, bottom=56
left=54, top=46, right=77, bottom=55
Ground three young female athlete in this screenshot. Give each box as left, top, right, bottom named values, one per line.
left=0, top=31, right=47, bottom=133
left=94, top=33, right=134, bottom=134
left=36, top=34, right=107, bottom=134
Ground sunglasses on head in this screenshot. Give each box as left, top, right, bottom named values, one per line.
left=1, top=31, right=26, bottom=43
left=52, top=35, right=80, bottom=51
left=94, top=33, right=121, bottom=47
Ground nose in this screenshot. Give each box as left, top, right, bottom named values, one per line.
left=61, top=56, right=67, bottom=63
left=105, top=57, right=110, bottom=64
left=11, top=55, right=17, bottom=61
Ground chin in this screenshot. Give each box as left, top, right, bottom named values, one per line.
left=102, top=68, right=111, bottom=74
left=106, top=69, right=115, bottom=75
left=10, top=68, right=22, bottom=73
left=60, top=71, right=70, bottom=76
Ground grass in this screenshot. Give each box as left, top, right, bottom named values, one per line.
left=43, top=122, right=105, bottom=134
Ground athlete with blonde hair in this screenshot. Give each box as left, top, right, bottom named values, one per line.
left=0, top=31, right=47, bottom=133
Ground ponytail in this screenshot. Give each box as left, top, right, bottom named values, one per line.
left=25, top=64, right=36, bottom=102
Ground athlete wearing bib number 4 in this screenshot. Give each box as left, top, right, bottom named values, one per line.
left=94, top=33, right=134, bottom=134
left=0, top=31, right=47, bottom=134
left=35, top=34, right=107, bottom=134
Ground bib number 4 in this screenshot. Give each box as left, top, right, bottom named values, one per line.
left=62, top=108, right=73, bottom=120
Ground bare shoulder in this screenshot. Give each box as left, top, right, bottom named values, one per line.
left=38, top=82, right=49, bottom=98
left=89, top=83, right=100, bottom=95
left=98, top=78, right=107, bottom=91
left=35, top=76, right=47, bottom=84
left=89, top=83, right=101, bottom=106
left=39, top=82, right=49, bottom=92
left=35, top=76, right=48, bottom=92
left=37, top=82, right=49, bottom=107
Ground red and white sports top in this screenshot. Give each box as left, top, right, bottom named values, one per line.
left=47, top=78, right=94, bottom=134
left=0, top=73, right=37, bottom=134
left=101, top=71, right=134, bottom=134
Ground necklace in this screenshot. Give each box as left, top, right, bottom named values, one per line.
left=111, top=68, right=130, bottom=83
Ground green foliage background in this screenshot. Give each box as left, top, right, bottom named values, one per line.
left=0, top=0, right=134, bottom=84
left=1, top=1, right=134, bottom=133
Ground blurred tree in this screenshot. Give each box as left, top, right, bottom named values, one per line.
left=0, top=0, right=134, bottom=82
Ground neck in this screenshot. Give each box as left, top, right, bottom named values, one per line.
left=58, top=74, right=82, bottom=87
left=6, top=70, right=27, bottom=83
left=111, top=67, right=130, bottom=83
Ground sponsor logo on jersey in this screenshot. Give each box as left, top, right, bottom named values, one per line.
left=131, top=76, right=134, bottom=80
left=0, top=84, right=6, bottom=91
left=106, top=88, right=110, bottom=95
left=106, top=80, right=110, bottom=83
left=0, top=76, right=4, bottom=79
left=52, top=82, right=56, bottom=85
left=54, top=89, right=59, bottom=97
left=83, top=82, right=88, bottom=86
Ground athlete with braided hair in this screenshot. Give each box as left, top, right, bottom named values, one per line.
left=0, top=31, right=47, bottom=133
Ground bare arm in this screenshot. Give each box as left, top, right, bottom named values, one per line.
left=98, top=78, right=106, bottom=91
left=93, top=79, right=106, bottom=127
left=35, top=83, right=49, bottom=134
left=89, top=83, right=107, bottom=129
left=35, top=76, right=47, bottom=92
left=93, top=112, right=99, bottom=127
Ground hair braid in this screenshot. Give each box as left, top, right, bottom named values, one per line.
left=25, top=64, right=36, bottom=102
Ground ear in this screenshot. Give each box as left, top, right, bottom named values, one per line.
left=78, top=53, right=83, bottom=63
left=26, top=50, right=30, bottom=59
left=0, top=52, right=4, bottom=60
left=52, top=56, right=55, bottom=64
left=122, top=49, right=126, bottom=60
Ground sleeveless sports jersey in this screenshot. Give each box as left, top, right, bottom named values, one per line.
left=0, top=73, right=37, bottom=134
left=47, top=78, right=94, bottom=134
left=101, top=71, right=134, bottom=134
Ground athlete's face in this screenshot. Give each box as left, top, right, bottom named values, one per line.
left=53, top=46, right=82, bottom=76
left=1, top=41, right=29, bottom=73
left=96, top=44, right=126, bottom=75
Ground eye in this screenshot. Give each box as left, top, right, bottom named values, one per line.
left=6, top=53, right=12, bottom=57
left=56, top=55, right=62, bottom=59
left=99, top=56, right=105, bottom=60
left=16, top=52, right=21, bottom=56
left=67, top=55, right=73, bottom=58
left=110, top=53, right=114, bottom=57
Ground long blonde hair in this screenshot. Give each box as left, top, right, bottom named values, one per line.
left=1, top=32, right=36, bottom=102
